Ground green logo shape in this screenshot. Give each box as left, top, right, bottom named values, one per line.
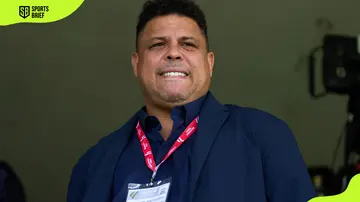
left=0, top=0, right=84, bottom=26
left=309, top=174, right=360, bottom=202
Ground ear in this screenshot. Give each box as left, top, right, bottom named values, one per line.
left=207, top=51, right=215, bottom=77
left=131, top=52, right=139, bottom=77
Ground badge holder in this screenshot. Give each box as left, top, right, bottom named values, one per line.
left=126, top=178, right=172, bottom=202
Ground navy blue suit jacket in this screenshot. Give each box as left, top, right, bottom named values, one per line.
left=67, top=92, right=316, bottom=202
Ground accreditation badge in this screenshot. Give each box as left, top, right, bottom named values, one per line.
left=126, top=178, right=172, bottom=202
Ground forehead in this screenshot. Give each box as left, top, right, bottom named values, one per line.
left=140, top=14, right=203, bottom=40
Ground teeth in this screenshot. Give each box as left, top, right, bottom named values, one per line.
left=163, top=72, right=187, bottom=77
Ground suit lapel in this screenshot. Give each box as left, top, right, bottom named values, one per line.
left=188, top=92, right=230, bottom=201
left=81, top=93, right=228, bottom=202
left=82, top=115, right=137, bottom=202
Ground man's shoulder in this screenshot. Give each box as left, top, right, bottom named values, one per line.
left=224, top=104, right=287, bottom=126
left=73, top=127, right=125, bottom=169
left=223, top=104, right=294, bottom=148
left=75, top=113, right=138, bottom=166
left=88, top=127, right=126, bottom=152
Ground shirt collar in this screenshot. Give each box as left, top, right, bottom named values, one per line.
left=137, top=91, right=209, bottom=132
left=182, top=91, right=208, bottom=125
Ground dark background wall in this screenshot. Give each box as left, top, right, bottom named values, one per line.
left=1, top=0, right=358, bottom=201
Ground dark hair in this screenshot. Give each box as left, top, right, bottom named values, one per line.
left=0, top=161, right=26, bottom=202
left=136, top=0, right=209, bottom=51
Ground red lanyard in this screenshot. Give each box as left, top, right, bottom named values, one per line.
left=136, top=116, right=199, bottom=182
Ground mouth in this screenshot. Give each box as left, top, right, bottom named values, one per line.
left=159, top=71, right=189, bottom=77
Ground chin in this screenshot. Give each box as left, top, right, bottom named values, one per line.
left=158, top=91, right=191, bottom=103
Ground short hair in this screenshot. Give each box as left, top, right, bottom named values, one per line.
left=135, top=0, right=209, bottom=51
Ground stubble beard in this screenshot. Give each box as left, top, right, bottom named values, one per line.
left=158, top=89, right=192, bottom=104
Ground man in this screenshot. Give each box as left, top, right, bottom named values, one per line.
left=67, top=0, right=316, bottom=202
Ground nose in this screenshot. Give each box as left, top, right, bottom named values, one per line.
left=165, top=45, right=182, bottom=61
left=167, top=55, right=181, bottom=60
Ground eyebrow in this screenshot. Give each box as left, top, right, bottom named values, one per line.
left=179, top=36, right=195, bottom=41
left=149, top=36, right=196, bottom=41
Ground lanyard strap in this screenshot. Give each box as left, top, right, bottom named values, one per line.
left=136, top=116, right=199, bottom=181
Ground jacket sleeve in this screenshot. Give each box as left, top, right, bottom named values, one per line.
left=256, top=115, right=317, bottom=202
left=67, top=147, right=94, bottom=202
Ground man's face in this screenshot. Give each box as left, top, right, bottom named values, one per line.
left=132, top=14, right=214, bottom=108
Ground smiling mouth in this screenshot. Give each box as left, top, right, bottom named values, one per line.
left=159, top=72, right=189, bottom=77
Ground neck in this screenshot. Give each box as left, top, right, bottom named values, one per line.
left=145, top=104, right=173, bottom=141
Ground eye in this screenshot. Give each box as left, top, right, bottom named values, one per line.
left=182, top=42, right=196, bottom=47
left=149, top=43, right=164, bottom=49
left=181, top=42, right=197, bottom=50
